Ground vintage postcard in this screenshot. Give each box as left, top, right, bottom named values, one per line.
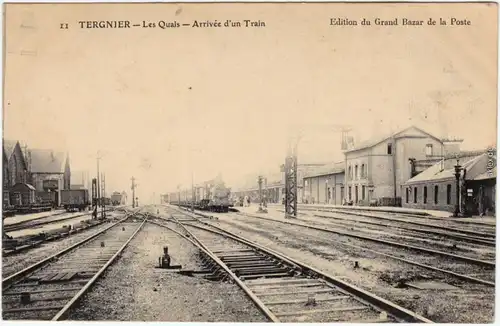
left=2, top=1, right=497, bottom=324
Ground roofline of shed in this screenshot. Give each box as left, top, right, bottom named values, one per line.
left=343, top=126, right=443, bottom=154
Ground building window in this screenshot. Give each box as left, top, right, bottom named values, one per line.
left=406, top=188, right=409, bottom=203
left=414, top=187, right=417, bottom=203
left=355, top=165, right=358, bottom=179
left=434, top=185, right=439, bottom=204
left=355, top=185, right=358, bottom=202
left=348, top=186, right=352, bottom=201
left=361, top=164, right=365, bottom=178
left=426, top=144, right=433, bottom=157
left=447, top=184, right=452, bottom=204
left=423, top=186, right=427, bottom=204
left=387, top=143, right=392, bottom=155
left=362, top=186, right=366, bottom=200
left=348, top=166, right=352, bottom=180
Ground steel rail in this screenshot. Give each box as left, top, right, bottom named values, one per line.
left=52, top=217, right=147, bottom=320
left=3, top=210, right=67, bottom=228
left=311, top=208, right=496, bottom=238
left=236, top=211, right=495, bottom=267
left=4, top=208, right=116, bottom=232
left=311, top=213, right=496, bottom=246
left=3, top=219, right=109, bottom=257
left=182, top=206, right=494, bottom=286
left=202, top=216, right=495, bottom=287
left=160, top=209, right=433, bottom=324
left=278, top=208, right=495, bottom=245
left=184, top=222, right=435, bottom=323
left=2, top=208, right=140, bottom=289
left=148, top=215, right=280, bottom=322
left=295, top=204, right=497, bottom=227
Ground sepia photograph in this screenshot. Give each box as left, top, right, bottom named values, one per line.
left=1, top=1, right=497, bottom=323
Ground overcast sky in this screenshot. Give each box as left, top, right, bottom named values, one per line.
left=3, top=3, right=497, bottom=203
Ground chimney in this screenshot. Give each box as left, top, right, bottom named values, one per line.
left=442, top=138, right=463, bottom=157
left=409, top=158, right=417, bottom=177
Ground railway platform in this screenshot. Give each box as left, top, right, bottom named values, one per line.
left=3, top=209, right=66, bottom=227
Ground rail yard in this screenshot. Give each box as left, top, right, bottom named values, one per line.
left=2, top=203, right=495, bottom=323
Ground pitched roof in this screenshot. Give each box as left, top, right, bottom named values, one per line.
left=29, top=149, right=67, bottom=173
left=473, top=168, right=496, bottom=181
left=3, top=139, right=19, bottom=160
left=304, top=161, right=345, bottom=178
left=405, top=153, right=492, bottom=184
left=344, top=126, right=442, bottom=153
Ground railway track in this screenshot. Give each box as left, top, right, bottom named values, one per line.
left=4, top=208, right=117, bottom=233
left=233, top=211, right=495, bottom=285
left=2, top=219, right=110, bottom=259
left=150, top=208, right=432, bottom=323
left=311, top=212, right=495, bottom=247
left=299, top=207, right=496, bottom=234
left=274, top=208, right=495, bottom=246
left=274, top=209, right=495, bottom=251
left=2, top=209, right=145, bottom=321
left=171, top=205, right=495, bottom=287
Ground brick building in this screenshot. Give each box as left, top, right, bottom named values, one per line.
left=29, top=149, right=71, bottom=206
left=3, top=140, right=30, bottom=206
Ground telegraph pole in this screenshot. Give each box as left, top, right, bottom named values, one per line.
left=101, top=173, right=106, bottom=218
left=131, top=177, right=136, bottom=208
left=91, top=178, right=98, bottom=219
left=191, top=172, right=196, bottom=212
left=284, top=139, right=298, bottom=218
left=264, top=177, right=268, bottom=208
left=96, top=153, right=102, bottom=207
left=257, top=175, right=267, bottom=213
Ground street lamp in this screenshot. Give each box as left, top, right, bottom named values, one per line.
left=325, top=179, right=329, bottom=204
left=453, top=159, right=462, bottom=217
left=257, top=176, right=267, bottom=213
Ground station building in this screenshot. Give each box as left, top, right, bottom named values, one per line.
left=343, top=126, right=447, bottom=206
left=231, top=164, right=328, bottom=204
left=403, top=151, right=496, bottom=215
left=302, top=162, right=345, bottom=204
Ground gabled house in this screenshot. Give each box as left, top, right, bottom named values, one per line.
left=29, top=149, right=71, bottom=206
left=343, top=125, right=445, bottom=206
left=3, top=140, right=30, bottom=206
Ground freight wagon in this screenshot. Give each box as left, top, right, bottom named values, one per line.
left=168, top=178, right=232, bottom=212
left=61, top=189, right=90, bottom=212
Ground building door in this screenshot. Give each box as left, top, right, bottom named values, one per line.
left=332, top=187, right=336, bottom=205
left=340, top=186, right=344, bottom=203
left=355, top=186, right=358, bottom=203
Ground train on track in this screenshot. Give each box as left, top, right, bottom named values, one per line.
left=61, top=189, right=90, bottom=212
left=167, top=176, right=233, bottom=212
left=111, top=192, right=123, bottom=206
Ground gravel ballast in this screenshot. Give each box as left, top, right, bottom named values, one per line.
left=68, top=222, right=267, bottom=322
left=2, top=221, right=114, bottom=277
left=206, top=212, right=494, bottom=323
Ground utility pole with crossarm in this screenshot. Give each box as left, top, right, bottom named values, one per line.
left=131, top=177, right=137, bottom=208
left=283, top=124, right=353, bottom=218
